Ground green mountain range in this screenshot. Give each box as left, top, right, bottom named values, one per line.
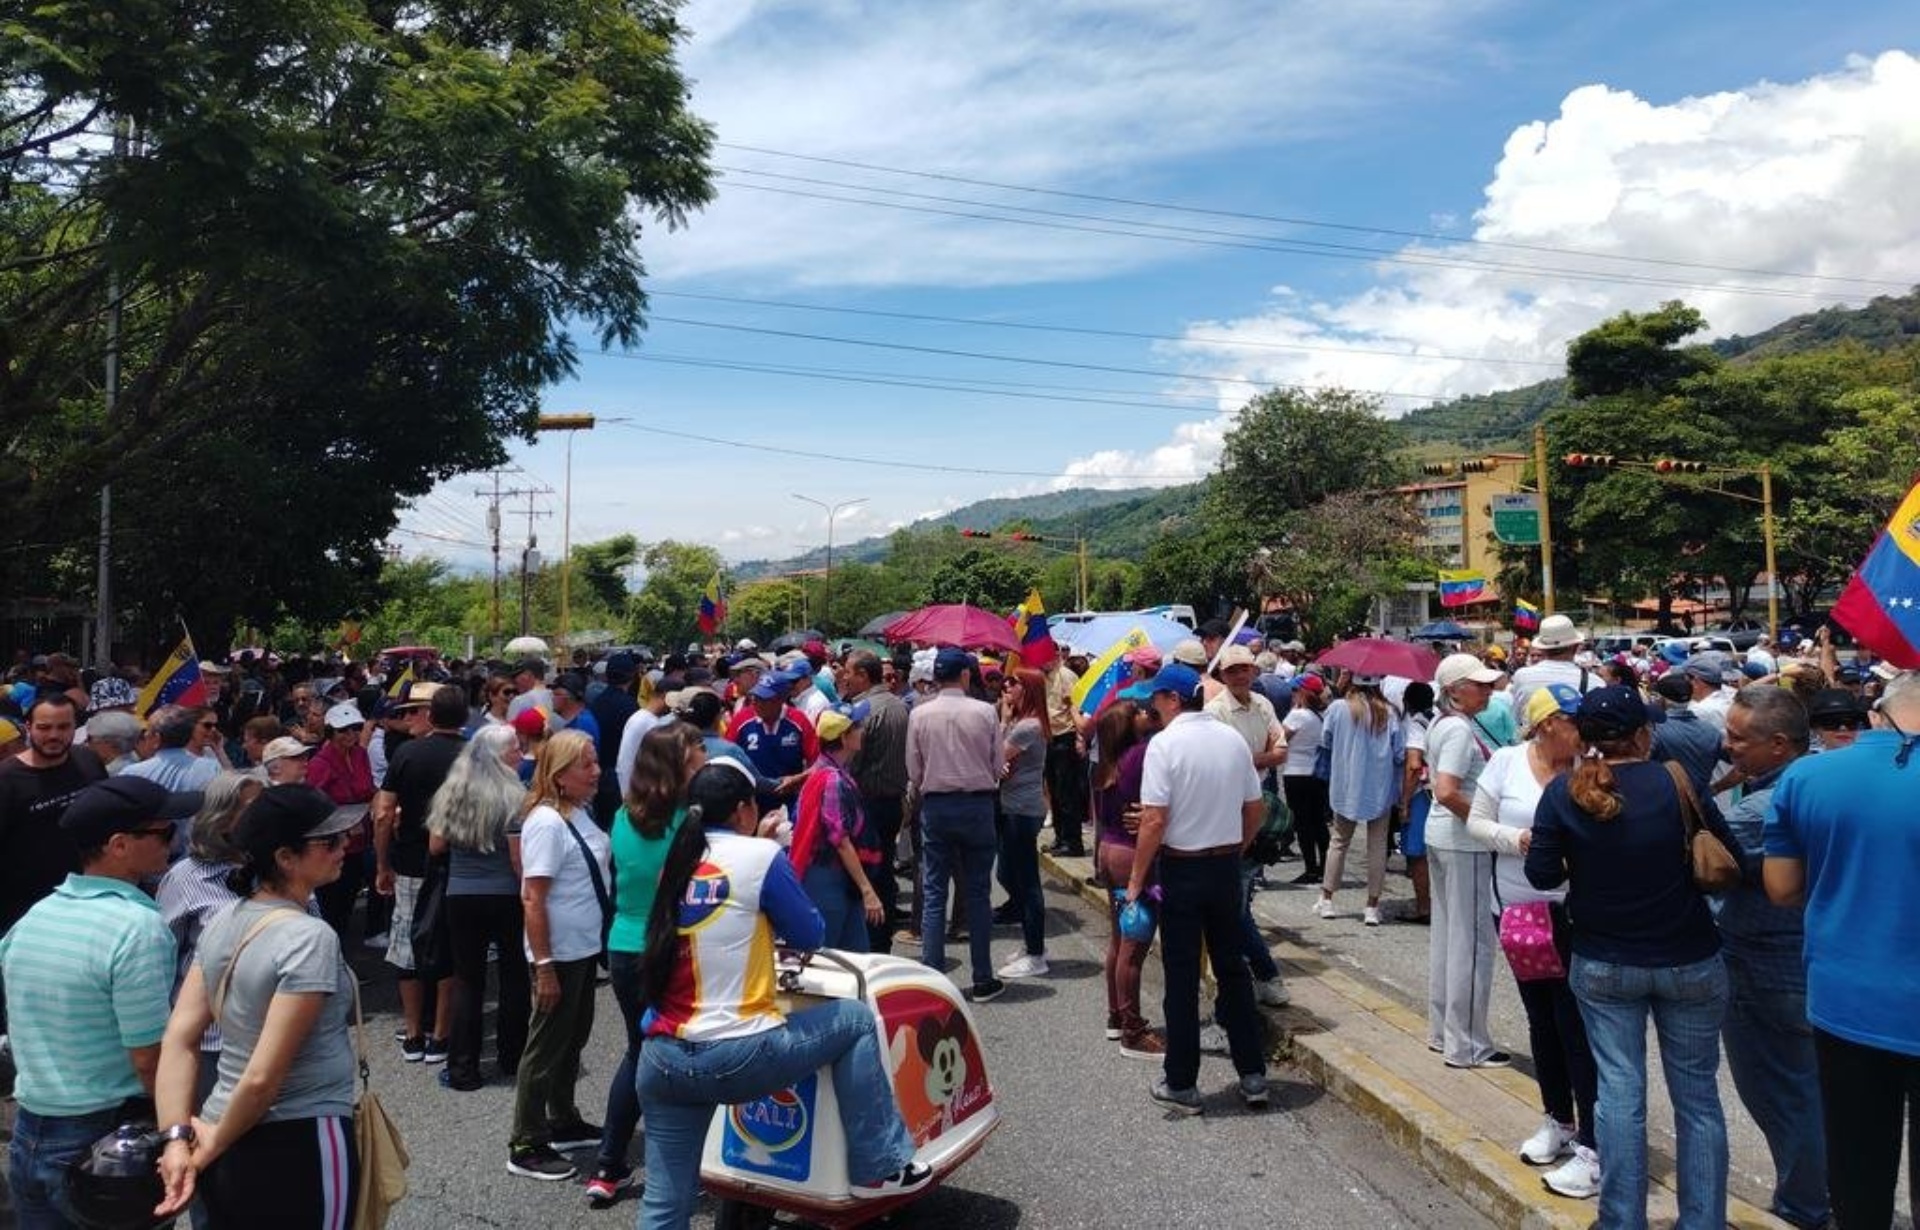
left=738, top=289, right=1919, bottom=574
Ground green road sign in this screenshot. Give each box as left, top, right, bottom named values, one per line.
left=1491, top=493, right=1541, bottom=545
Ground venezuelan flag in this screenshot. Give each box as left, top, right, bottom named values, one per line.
left=135, top=635, right=208, bottom=717
left=1438, top=569, right=1489, bottom=609
left=385, top=663, right=415, bottom=701
left=1513, top=597, right=1541, bottom=632
left=1070, top=626, right=1150, bottom=717
left=1831, top=479, right=1920, bottom=668
left=697, top=571, right=727, bottom=636
left=1011, top=588, right=1057, bottom=669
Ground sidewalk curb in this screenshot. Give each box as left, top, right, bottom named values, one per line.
left=1039, top=849, right=1786, bottom=1230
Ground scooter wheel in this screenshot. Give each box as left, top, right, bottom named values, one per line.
left=713, top=1198, right=777, bottom=1230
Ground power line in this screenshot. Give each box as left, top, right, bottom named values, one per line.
left=390, top=526, right=489, bottom=549
left=649, top=289, right=1566, bottom=369
left=645, top=315, right=1542, bottom=404
left=719, top=177, right=1836, bottom=303
left=715, top=143, right=1911, bottom=291
left=598, top=419, right=1205, bottom=482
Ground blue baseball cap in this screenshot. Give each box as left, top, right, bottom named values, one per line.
left=1575, top=684, right=1664, bottom=740
left=932, top=647, right=974, bottom=681
left=1146, top=662, right=1203, bottom=701
left=748, top=673, right=793, bottom=701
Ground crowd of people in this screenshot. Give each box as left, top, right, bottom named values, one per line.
left=0, top=611, right=1912, bottom=1229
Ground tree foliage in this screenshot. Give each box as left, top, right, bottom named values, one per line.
left=0, top=0, right=713, bottom=652
left=923, top=548, right=1040, bottom=612
left=624, top=541, right=722, bottom=650
left=1209, top=387, right=1408, bottom=533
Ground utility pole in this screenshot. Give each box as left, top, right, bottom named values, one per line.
left=93, top=118, right=130, bottom=667
left=791, top=493, right=867, bottom=633
left=475, top=474, right=546, bottom=656
left=516, top=490, right=552, bottom=638
left=535, top=414, right=595, bottom=651
left=1534, top=424, right=1557, bottom=616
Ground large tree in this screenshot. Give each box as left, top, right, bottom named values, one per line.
left=1208, top=387, right=1407, bottom=534
left=1, top=0, right=713, bottom=653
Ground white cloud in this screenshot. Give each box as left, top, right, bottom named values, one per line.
left=1064, top=50, right=1920, bottom=479
left=655, top=0, right=1502, bottom=288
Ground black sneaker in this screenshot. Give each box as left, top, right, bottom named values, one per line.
left=850, top=1161, right=934, bottom=1201
left=399, top=1035, right=426, bottom=1063
left=549, top=1119, right=604, bottom=1152
left=422, top=1037, right=449, bottom=1065
left=967, top=978, right=1006, bottom=1004
left=507, top=1144, right=577, bottom=1181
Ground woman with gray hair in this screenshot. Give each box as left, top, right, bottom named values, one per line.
left=156, top=771, right=268, bottom=1119
left=428, top=723, right=532, bottom=1090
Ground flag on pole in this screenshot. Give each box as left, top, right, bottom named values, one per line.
left=1831, top=479, right=1920, bottom=668
left=135, top=634, right=208, bottom=717
left=697, top=571, right=727, bottom=636
left=1010, top=588, right=1057, bottom=669
left=1438, top=569, right=1489, bottom=608
left=1070, top=626, right=1151, bottom=717
left=385, top=663, right=415, bottom=701
left=1513, top=597, right=1542, bottom=632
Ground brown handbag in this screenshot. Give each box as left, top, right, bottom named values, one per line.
left=1664, top=761, right=1741, bottom=893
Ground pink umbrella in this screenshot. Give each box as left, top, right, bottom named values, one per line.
left=883, top=604, right=1022, bottom=652
left=1315, top=637, right=1441, bottom=681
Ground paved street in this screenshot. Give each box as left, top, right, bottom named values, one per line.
left=359, top=873, right=1491, bottom=1230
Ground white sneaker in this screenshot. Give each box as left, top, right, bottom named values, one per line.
left=1363, top=906, right=1382, bottom=927
left=1254, top=978, right=1290, bottom=1007
left=1518, top=1116, right=1576, bottom=1166
left=1542, top=1144, right=1600, bottom=1199
left=1312, top=897, right=1338, bottom=920
left=1199, top=1023, right=1230, bottom=1055
left=997, top=952, right=1050, bottom=979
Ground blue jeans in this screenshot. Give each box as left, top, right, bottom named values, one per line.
left=998, top=812, right=1046, bottom=956
left=1237, top=859, right=1280, bottom=982
left=920, top=792, right=996, bottom=987
left=596, top=949, right=645, bottom=1174
left=636, top=999, right=916, bottom=1230
left=1570, top=953, right=1729, bottom=1230
left=1159, top=853, right=1266, bottom=1092
left=12, top=1105, right=123, bottom=1229
left=1720, top=950, right=1829, bottom=1229
left=802, top=861, right=870, bottom=952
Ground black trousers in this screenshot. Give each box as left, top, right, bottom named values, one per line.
left=1282, top=774, right=1331, bottom=877
left=199, top=1116, right=358, bottom=1230
left=1815, top=1027, right=1919, bottom=1229
left=1158, top=853, right=1265, bottom=1091
left=1515, top=973, right=1598, bottom=1146
left=1043, top=734, right=1087, bottom=853
left=446, top=893, right=530, bottom=1082
left=865, top=794, right=904, bottom=952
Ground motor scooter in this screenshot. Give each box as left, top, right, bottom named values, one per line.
left=703, top=948, right=1001, bottom=1229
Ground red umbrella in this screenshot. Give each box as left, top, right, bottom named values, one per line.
left=883, top=604, right=1021, bottom=652
left=1315, top=637, right=1440, bottom=681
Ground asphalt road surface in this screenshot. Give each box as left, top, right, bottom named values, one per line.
left=360, top=870, right=1491, bottom=1230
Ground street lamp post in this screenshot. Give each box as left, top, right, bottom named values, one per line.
left=792, top=493, right=867, bottom=633
left=537, top=413, right=595, bottom=651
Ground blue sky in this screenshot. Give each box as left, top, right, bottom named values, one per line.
left=394, top=2, right=1920, bottom=574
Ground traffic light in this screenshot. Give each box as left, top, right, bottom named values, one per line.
left=1654, top=458, right=1709, bottom=474
left=1008, top=531, right=1039, bottom=542
left=1563, top=453, right=1618, bottom=468
left=1420, top=462, right=1455, bottom=477
left=1460, top=459, right=1498, bottom=474
left=960, top=528, right=992, bottom=538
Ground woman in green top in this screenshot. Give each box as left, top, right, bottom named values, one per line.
left=586, top=721, right=705, bottom=1206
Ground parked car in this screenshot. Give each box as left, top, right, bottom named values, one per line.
left=1709, top=618, right=1767, bottom=651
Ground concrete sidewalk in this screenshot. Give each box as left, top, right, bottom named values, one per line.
left=1037, top=841, right=1794, bottom=1230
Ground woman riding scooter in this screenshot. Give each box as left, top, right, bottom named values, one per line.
left=635, top=761, right=932, bottom=1230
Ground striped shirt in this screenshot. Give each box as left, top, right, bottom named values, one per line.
left=156, top=857, right=242, bottom=1052
left=0, top=873, right=175, bottom=1116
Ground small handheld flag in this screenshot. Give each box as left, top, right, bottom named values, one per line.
left=1071, top=627, right=1151, bottom=716
left=1011, top=588, right=1057, bottom=669
left=697, top=571, right=727, bottom=636
left=1513, top=598, right=1542, bottom=632
left=136, top=634, right=208, bottom=717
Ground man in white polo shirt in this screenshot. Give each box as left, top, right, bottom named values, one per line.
left=1125, top=662, right=1269, bottom=1115
left=1205, top=644, right=1289, bottom=1010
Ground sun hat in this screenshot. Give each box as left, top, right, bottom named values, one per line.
left=1532, top=615, right=1585, bottom=651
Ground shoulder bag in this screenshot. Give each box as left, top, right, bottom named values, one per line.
left=1664, top=760, right=1740, bottom=893
left=560, top=812, right=614, bottom=965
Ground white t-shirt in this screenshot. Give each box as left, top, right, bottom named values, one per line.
left=615, top=707, right=663, bottom=796
left=508, top=686, right=554, bottom=721
left=795, top=686, right=831, bottom=722
left=1467, top=745, right=1565, bottom=910
left=517, top=803, right=612, bottom=963
left=1422, top=713, right=1493, bottom=852
left=1280, top=707, right=1323, bottom=777
left=1140, top=712, right=1262, bottom=851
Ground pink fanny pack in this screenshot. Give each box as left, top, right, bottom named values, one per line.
left=1498, top=901, right=1567, bottom=982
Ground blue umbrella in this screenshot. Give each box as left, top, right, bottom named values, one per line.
left=1052, top=613, right=1195, bottom=655
left=1410, top=620, right=1474, bottom=642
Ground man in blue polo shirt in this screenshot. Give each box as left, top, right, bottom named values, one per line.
left=1764, top=669, right=1920, bottom=1230
left=1, top=777, right=195, bottom=1227
left=727, top=667, right=817, bottom=815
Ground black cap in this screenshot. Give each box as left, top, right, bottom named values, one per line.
left=1576, top=684, right=1665, bottom=741
left=604, top=652, right=638, bottom=683
left=60, top=778, right=202, bottom=848
left=552, top=671, right=588, bottom=699
left=233, top=785, right=359, bottom=856
left=1808, top=688, right=1868, bottom=726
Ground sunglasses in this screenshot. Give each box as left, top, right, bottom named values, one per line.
left=129, top=824, right=175, bottom=842
left=302, top=832, right=348, bottom=851
left=196, top=720, right=219, bottom=730
left=1812, top=718, right=1865, bottom=732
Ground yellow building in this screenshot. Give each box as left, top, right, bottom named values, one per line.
left=1399, top=452, right=1531, bottom=597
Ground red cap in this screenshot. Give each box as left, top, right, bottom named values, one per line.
left=1295, top=674, right=1326, bottom=694
left=510, top=707, right=549, bottom=738
left=803, top=640, right=828, bottom=661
